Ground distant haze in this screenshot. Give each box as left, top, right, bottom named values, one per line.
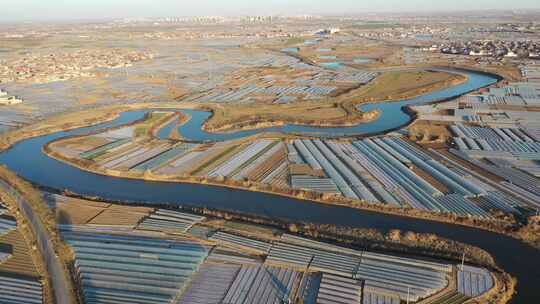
left=3, top=0, right=540, bottom=21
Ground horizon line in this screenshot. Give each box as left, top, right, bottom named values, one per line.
left=2, top=8, right=540, bottom=24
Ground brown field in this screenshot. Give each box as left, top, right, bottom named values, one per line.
left=472, top=64, right=521, bottom=82
left=411, top=167, right=450, bottom=193
left=408, top=120, right=453, bottom=142
left=88, top=208, right=151, bottom=226
left=0, top=229, right=40, bottom=278
left=291, top=39, right=399, bottom=66
left=61, top=136, right=112, bottom=152
left=191, top=142, right=248, bottom=176
left=347, top=70, right=466, bottom=102
left=246, top=146, right=287, bottom=181
left=217, top=221, right=281, bottom=240
left=56, top=203, right=106, bottom=225
left=204, top=102, right=349, bottom=131
left=55, top=195, right=151, bottom=227
left=289, top=163, right=325, bottom=177
left=269, top=166, right=289, bottom=189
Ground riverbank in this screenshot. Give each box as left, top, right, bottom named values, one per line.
left=164, top=112, right=190, bottom=140
left=346, top=69, right=467, bottom=103
left=200, top=70, right=466, bottom=133
left=43, top=189, right=519, bottom=303
left=0, top=102, right=201, bottom=151
left=0, top=166, right=78, bottom=304
left=0, top=106, right=125, bottom=151
left=0, top=179, right=52, bottom=304
left=43, top=139, right=540, bottom=252
left=200, top=104, right=381, bottom=133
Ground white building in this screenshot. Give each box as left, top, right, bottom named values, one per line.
left=470, top=50, right=491, bottom=56
left=0, top=95, right=23, bottom=105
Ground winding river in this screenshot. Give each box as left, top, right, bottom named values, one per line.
left=158, top=69, right=496, bottom=141
left=0, top=69, right=538, bottom=303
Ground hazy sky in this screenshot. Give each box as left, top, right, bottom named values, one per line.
left=3, top=0, right=540, bottom=21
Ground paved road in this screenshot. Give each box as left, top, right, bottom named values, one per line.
left=0, top=179, right=75, bottom=304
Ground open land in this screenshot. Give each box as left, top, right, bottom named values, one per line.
left=202, top=70, right=465, bottom=132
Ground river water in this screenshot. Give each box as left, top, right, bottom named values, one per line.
left=158, top=69, right=496, bottom=142
left=0, top=70, right=538, bottom=303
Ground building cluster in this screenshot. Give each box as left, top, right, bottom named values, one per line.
left=150, top=16, right=227, bottom=24
left=314, top=28, right=341, bottom=35
left=118, top=15, right=318, bottom=25
left=439, top=40, right=540, bottom=59
left=0, top=49, right=153, bottom=84
left=142, top=30, right=296, bottom=40
left=0, top=89, right=22, bottom=105
left=467, top=23, right=540, bottom=33
left=356, top=25, right=449, bottom=41
left=241, top=16, right=282, bottom=23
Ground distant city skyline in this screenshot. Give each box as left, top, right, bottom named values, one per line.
left=3, top=0, right=540, bottom=22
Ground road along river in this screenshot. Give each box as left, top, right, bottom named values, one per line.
left=0, top=69, right=538, bottom=303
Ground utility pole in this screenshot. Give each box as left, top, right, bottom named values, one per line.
left=207, top=53, right=212, bottom=80
left=292, top=255, right=314, bottom=303
left=356, top=250, right=365, bottom=304
left=359, top=279, right=365, bottom=304
left=406, top=286, right=410, bottom=304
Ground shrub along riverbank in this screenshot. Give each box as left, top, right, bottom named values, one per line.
left=48, top=191, right=519, bottom=303
left=43, top=141, right=540, bottom=252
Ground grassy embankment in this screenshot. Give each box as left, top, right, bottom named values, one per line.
left=285, top=37, right=306, bottom=45
left=0, top=183, right=52, bottom=303
left=0, top=166, right=78, bottom=304
left=0, top=102, right=205, bottom=151
left=134, top=111, right=177, bottom=138
left=0, top=105, right=129, bottom=151
left=202, top=70, right=466, bottom=132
